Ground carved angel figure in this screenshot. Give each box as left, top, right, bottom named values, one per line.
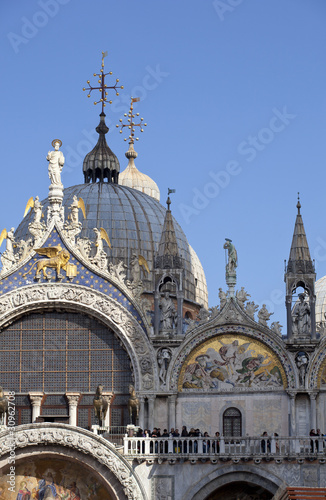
left=93, top=227, right=111, bottom=255
left=24, top=196, right=44, bottom=224
left=90, top=227, right=111, bottom=270
left=68, top=195, right=86, bottom=225
left=22, top=246, right=70, bottom=280
left=0, top=227, right=15, bottom=255
left=0, top=227, right=17, bottom=273
left=130, top=253, right=150, bottom=282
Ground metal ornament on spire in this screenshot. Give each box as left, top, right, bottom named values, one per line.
left=297, top=192, right=301, bottom=214
left=83, top=51, right=124, bottom=113
left=116, top=97, right=147, bottom=144
left=166, top=189, right=176, bottom=210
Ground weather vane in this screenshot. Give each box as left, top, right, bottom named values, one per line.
left=116, top=97, right=147, bottom=144
left=83, top=51, right=124, bottom=113
left=166, top=188, right=176, bottom=210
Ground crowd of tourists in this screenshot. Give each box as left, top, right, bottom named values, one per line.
left=132, top=426, right=221, bottom=453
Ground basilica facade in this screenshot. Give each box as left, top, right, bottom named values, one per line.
left=1, top=66, right=326, bottom=500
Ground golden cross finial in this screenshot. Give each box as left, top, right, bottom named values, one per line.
left=116, top=97, right=147, bottom=144
left=83, top=51, right=124, bottom=113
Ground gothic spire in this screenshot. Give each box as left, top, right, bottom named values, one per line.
left=286, top=194, right=314, bottom=275
left=155, top=191, right=182, bottom=269
left=82, top=52, right=123, bottom=184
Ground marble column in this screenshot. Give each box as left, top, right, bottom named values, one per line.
left=148, top=395, right=156, bottom=430
left=309, top=391, right=318, bottom=430
left=168, top=394, right=176, bottom=431
left=65, top=393, right=81, bottom=426
left=102, top=392, right=113, bottom=427
left=29, top=392, right=44, bottom=423
left=138, top=396, right=145, bottom=430
left=287, top=390, right=296, bottom=436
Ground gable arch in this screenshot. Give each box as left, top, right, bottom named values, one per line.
left=308, top=337, right=326, bottom=389
left=168, top=324, right=295, bottom=392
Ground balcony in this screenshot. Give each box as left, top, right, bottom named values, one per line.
left=123, top=435, right=326, bottom=463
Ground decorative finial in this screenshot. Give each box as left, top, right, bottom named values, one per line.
left=297, top=192, right=301, bottom=215
left=116, top=97, right=147, bottom=144
left=83, top=51, right=124, bottom=114
left=166, top=189, right=176, bottom=210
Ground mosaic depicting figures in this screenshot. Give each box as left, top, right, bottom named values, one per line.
left=318, top=360, right=326, bottom=388
left=179, top=335, right=285, bottom=391
left=0, top=457, right=111, bottom=500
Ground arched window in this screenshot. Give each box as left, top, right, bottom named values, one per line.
left=223, top=407, right=242, bottom=437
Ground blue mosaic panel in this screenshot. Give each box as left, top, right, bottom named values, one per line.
left=0, top=228, right=144, bottom=330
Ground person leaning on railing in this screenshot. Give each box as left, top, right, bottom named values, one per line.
left=212, top=431, right=220, bottom=453
left=203, top=432, right=210, bottom=453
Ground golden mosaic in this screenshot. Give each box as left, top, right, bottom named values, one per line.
left=178, top=334, right=286, bottom=391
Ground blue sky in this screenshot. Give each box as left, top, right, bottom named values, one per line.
left=1, top=0, right=326, bottom=328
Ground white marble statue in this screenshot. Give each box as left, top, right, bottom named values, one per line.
left=46, top=139, right=64, bottom=186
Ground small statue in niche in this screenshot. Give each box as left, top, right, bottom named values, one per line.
left=292, top=293, right=311, bottom=335
left=159, top=291, right=177, bottom=330
left=157, top=348, right=172, bottom=386
left=295, top=351, right=309, bottom=387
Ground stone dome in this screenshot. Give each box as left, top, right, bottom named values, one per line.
left=15, top=183, right=208, bottom=308
left=119, top=144, right=160, bottom=201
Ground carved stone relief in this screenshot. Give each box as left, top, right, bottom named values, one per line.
left=0, top=424, right=143, bottom=500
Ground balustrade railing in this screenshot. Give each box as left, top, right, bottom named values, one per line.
left=123, top=435, right=326, bottom=458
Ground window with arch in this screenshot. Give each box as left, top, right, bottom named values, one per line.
left=0, top=311, right=133, bottom=426
left=223, top=407, right=242, bottom=437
